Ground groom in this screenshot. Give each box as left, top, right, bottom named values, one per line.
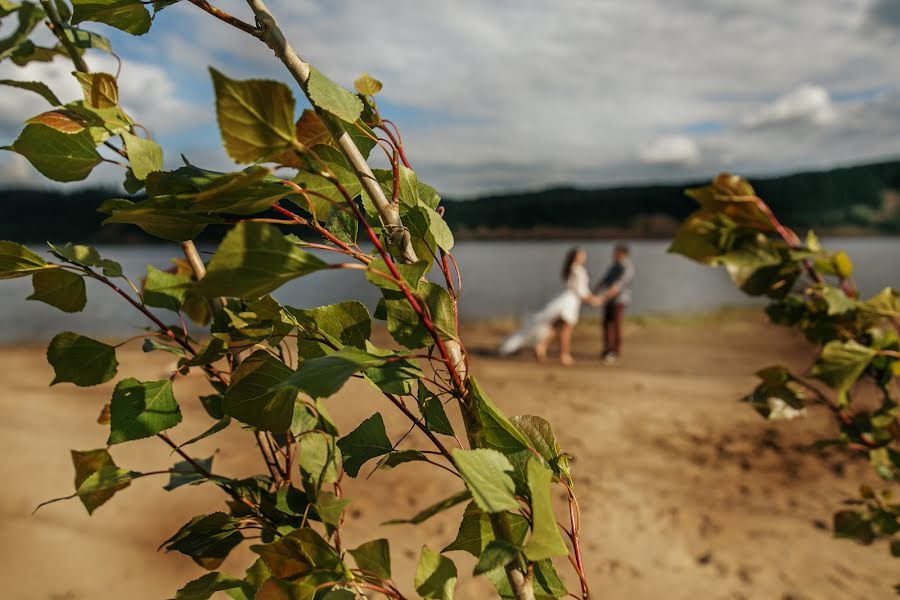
left=592, top=244, right=635, bottom=364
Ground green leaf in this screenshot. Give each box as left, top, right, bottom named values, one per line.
left=354, top=73, right=382, bottom=96
left=385, top=490, right=471, bottom=525
left=107, top=378, right=182, bottom=444
left=833, top=251, right=853, bottom=278
left=122, top=131, right=163, bottom=180
left=210, top=67, right=296, bottom=163
left=336, top=412, right=393, bottom=477
left=0, top=240, right=49, bottom=279
left=47, top=242, right=122, bottom=277
left=47, top=332, right=117, bottom=387
left=443, top=502, right=491, bottom=555
left=420, top=204, right=454, bottom=252
left=250, top=527, right=342, bottom=579
left=307, top=67, right=362, bottom=123
left=299, top=432, right=341, bottom=495
left=421, top=391, right=455, bottom=436
left=468, top=377, right=532, bottom=455
left=279, top=347, right=387, bottom=399
left=379, top=449, right=428, bottom=471
left=27, top=267, right=86, bottom=312
left=74, top=71, right=118, bottom=108
left=349, top=538, right=391, bottom=579
left=816, top=286, right=859, bottom=316
left=363, top=348, right=423, bottom=395
left=509, top=415, right=571, bottom=485
left=522, top=458, right=568, bottom=561
left=172, top=572, right=246, bottom=600
left=0, top=2, right=43, bottom=59
left=380, top=282, right=456, bottom=349
left=143, top=265, right=188, bottom=312
left=811, top=340, right=877, bottom=398
left=314, top=490, right=350, bottom=528
left=833, top=510, right=874, bottom=544
left=8, top=40, right=66, bottom=66
left=415, top=547, right=457, bottom=600
left=452, top=449, right=519, bottom=513
left=163, top=512, right=244, bottom=570
left=223, top=350, right=296, bottom=433
left=9, top=123, right=102, bottom=182
left=0, top=79, right=61, bottom=105
left=194, top=223, right=327, bottom=299
left=365, top=258, right=429, bottom=292
left=71, top=0, right=151, bottom=35
left=287, top=301, right=370, bottom=349
left=101, top=198, right=222, bottom=242
left=485, top=559, right=567, bottom=599
left=69, top=448, right=132, bottom=514
left=146, top=164, right=292, bottom=215
left=474, top=539, right=519, bottom=575
left=176, top=418, right=231, bottom=451
left=291, top=144, right=361, bottom=213
left=63, top=25, right=112, bottom=52
left=164, top=456, right=214, bottom=491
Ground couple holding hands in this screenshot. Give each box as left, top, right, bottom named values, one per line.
left=499, top=244, right=635, bottom=366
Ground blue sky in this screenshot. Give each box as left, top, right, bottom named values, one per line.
left=2, top=0, right=900, bottom=196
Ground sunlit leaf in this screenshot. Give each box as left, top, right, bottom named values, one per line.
left=122, top=131, right=163, bottom=180
left=9, top=123, right=102, bottom=182
left=307, top=67, right=362, bottom=123
left=0, top=240, right=49, bottom=279
left=415, top=546, right=457, bottom=600
left=69, top=448, right=132, bottom=514
left=452, top=448, right=519, bottom=514
left=210, top=68, right=296, bottom=163
left=71, top=0, right=151, bottom=35
left=194, top=223, right=327, bottom=299
left=522, top=458, right=568, bottom=561
left=74, top=71, right=118, bottom=108
left=354, top=73, right=382, bottom=96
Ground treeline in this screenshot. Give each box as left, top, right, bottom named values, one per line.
left=1, top=159, right=899, bottom=244
left=441, top=160, right=900, bottom=235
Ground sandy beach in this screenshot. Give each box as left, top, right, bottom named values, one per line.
left=0, top=310, right=895, bottom=600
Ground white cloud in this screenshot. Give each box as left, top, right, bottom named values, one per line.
left=638, top=135, right=701, bottom=165
left=2, top=0, right=900, bottom=194
left=741, top=84, right=837, bottom=128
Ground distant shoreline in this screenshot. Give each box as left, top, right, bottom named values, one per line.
left=451, top=224, right=897, bottom=241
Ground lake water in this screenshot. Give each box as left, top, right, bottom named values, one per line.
left=1, top=238, right=897, bottom=342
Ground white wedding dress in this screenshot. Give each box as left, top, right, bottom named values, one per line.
left=498, top=264, right=591, bottom=356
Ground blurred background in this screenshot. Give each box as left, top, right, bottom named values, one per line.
left=1, top=1, right=900, bottom=599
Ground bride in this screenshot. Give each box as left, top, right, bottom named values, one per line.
left=499, top=247, right=600, bottom=365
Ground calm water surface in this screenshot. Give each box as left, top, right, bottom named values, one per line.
left=1, top=238, right=897, bottom=342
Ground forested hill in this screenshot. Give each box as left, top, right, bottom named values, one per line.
left=2, top=159, right=899, bottom=244
left=440, top=159, right=900, bottom=237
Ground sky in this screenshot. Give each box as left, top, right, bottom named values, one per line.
left=1, top=0, right=900, bottom=197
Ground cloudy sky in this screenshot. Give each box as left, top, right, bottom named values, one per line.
left=2, top=0, right=900, bottom=196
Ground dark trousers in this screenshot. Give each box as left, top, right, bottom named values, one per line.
left=602, top=302, right=625, bottom=355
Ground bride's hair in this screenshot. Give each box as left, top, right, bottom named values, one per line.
left=562, top=246, right=581, bottom=280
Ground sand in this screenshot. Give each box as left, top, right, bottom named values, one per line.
left=0, top=311, right=896, bottom=600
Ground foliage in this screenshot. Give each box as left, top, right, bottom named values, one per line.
left=0, top=2, right=588, bottom=599
left=672, top=173, right=900, bottom=592
left=3, top=159, right=900, bottom=245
